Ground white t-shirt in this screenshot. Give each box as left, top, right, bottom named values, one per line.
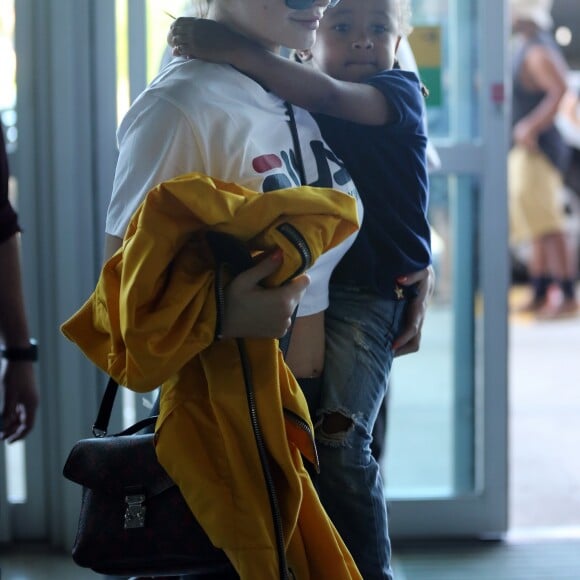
left=106, top=58, right=362, bottom=316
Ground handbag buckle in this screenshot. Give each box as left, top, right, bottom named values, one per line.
left=124, top=493, right=146, bottom=529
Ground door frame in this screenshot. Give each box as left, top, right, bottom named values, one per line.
left=389, top=0, right=510, bottom=538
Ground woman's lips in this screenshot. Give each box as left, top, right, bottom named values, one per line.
left=291, top=18, right=321, bottom=30
left=290, top=10, right=324, bottom=31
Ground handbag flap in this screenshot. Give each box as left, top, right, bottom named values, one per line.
left=63, top=433, right=175, bottom=498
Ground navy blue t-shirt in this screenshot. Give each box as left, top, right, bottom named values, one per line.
left=314, top=69, right=431, bottom=297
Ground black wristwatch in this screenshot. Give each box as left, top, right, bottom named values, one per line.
left=1, top=339, right=39, bottom=362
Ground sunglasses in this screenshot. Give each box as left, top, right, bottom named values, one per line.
left=285, top=0, right=341, bottom=9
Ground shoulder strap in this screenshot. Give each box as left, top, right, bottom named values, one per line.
left=92, top=376, right=120, bottom=436
left=279, top=102, right=307, bottom=356
left=285, top=102, right=307, bottom=186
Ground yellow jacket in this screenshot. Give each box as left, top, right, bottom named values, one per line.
left=62, top=173, right=362, bottom=579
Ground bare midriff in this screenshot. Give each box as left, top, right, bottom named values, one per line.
left=285, top=311, right=325, bottom=379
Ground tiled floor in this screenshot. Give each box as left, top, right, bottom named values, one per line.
left=1, top=287, right=579, bottom=580
left=507, top=287, right=580, bottom=531
left=3, top=536, right=580, bottom=580
left=393, top=536, right=580, bottom=580
left=391, top=289, right=580, bottom=579
left=0, top=544, right=98, bottom=579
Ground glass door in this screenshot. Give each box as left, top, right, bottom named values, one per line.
left=384, top=0, right=510, bottom=537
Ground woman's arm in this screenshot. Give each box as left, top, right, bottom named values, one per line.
left=105, top=234, right=308, bottom=338
left=104, top=228, right=309, bottom=341
left=168, top=18, right=390, bottom=126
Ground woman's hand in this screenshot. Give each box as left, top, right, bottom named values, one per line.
left=392, top=265, right=435, bottom=357
left=220, top=250, right=310, bottom=339
left=168, top=17, right=253, bottom=63
left=1, top=361, right=39, bottom=443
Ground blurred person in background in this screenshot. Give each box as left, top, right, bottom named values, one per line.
left=556, top=86, right=580, bottom=280
left=509, top=0, right=578, bottom=318
left=0, top=125, right=39, bottom=442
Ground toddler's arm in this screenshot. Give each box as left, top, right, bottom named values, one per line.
left=168, top=17, right=392, bottom=126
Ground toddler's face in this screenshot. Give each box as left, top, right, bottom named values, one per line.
left=310, top=0, right=400, bottom=82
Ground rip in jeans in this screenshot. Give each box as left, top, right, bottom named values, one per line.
left=316, top=409, right=358, bottom=448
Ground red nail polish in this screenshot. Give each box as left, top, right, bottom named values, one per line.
left=271, top=248, right=283, bottom=261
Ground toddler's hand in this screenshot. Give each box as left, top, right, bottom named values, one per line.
left=392, top=265, right=435, bottom=357
left=168, top=17, right=253, bottom=63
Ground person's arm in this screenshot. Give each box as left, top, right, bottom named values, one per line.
left=104, top=232, right=308, bottom=339
left=0, top=233, right=39, bottom=442
left=391, top=265, right=435, bottom=357
left=220, top=250, right=310, bottom=339
left=514, top=45, right=568, bottom=149
left=168, top=18, right=390, bottom=126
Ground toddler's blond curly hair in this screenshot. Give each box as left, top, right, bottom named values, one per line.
left=398, top=0, right=413, bottom=37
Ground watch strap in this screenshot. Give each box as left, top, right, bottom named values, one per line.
left=1, top=339, right=38, bottom=362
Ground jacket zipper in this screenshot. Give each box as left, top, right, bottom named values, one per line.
left=284, top=408, right=320, bottom=473
left=213, top=264, right=226, bottom=341
left=237, top=338, right=290, bottom=580
left=276, top=222, right=312, bottom=284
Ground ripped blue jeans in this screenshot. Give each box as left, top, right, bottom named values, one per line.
left=300, top=284, right=408, bottom=580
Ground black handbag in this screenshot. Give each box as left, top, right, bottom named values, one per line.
left=62, top=377, right=235, bottom=577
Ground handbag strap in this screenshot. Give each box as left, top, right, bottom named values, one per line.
left=285, top=102, right=307, bottom=186
left=277, top=102, right=306, bottom=358
left=278, top=308, right=298, bottom=358
left=92, top=376, right=124, bottom=436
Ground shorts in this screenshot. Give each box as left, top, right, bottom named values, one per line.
left=508, top=145, right=565, bottom=244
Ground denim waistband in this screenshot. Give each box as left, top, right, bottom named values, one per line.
left=296, top=376, right=323, bottom=390
left=330, top=282, right=419, bottom=300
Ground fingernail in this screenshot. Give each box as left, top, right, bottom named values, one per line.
left=397, top=276, right=408, bottom=283
left=270, top=249, right=283, bottom=262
